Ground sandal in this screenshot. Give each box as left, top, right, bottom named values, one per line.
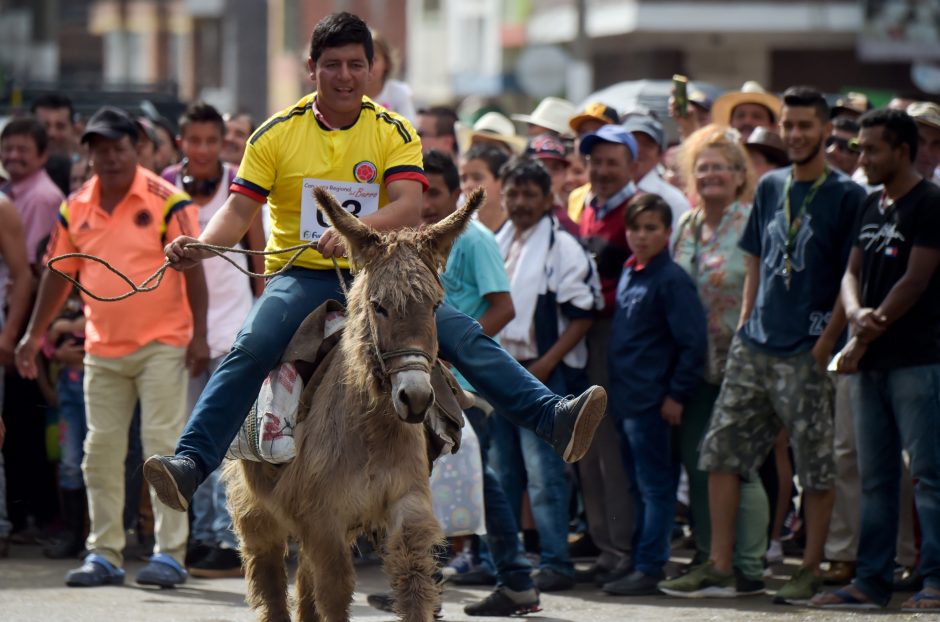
left=901, top=589, right=940, bottom=613
left=136, top=553, right=188, bottom=588
left=65, top=554, right=126, bottom=587
left=809, top=586, right=882, bottom=610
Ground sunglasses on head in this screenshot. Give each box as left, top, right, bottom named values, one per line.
left=826, top=135, right=860, bottom=154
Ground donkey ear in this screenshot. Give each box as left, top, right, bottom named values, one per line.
left=419, top=188, right=484, bottom=265
left=313, top=186, right=380, bottom=263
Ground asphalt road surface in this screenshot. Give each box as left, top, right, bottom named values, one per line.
left=0, top=544, right=930, bottom=621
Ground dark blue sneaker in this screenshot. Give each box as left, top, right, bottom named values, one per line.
left=550, top=386, right=607, bottom=463
left=65, top=554, right=125, bottom=587
left=136, top=553, right=188, bottom=588
left=143, top=455, right=202, bottom=512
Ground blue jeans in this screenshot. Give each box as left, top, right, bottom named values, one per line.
left=465, top=407, right=534, bottom=591
left=850, top=365, right=940, bottom=605
left=176, top=268, right=561, bottom=478
left=615, top=409, right=680, bottom=576
left=191, top=467, right=237, bottom=549
left=57, top=369, right=87, bottom=492
left=188, top=357, right=237, bottom=549
left=489, top=393, right=574, bottom=578
left=124, top=403, right=143, bottom=531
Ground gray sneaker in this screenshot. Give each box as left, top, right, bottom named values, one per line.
left=550, top=386, right=607, bottom=463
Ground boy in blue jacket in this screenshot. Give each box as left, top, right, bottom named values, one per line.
left=604, top=193, right=707, bottom=596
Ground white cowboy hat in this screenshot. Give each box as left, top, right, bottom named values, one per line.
left=512, top=97, right=577, bottom=137
left=711, top=81, right=783, bottom=127
left=455, top=112, right=528, bottom=155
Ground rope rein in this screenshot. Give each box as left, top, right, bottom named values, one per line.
left=45, top=241, right=435, bottom=379
left=46, top=240, right=351, bottom=302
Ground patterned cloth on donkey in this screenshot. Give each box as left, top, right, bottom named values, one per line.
left=227, top=299, right=470, bottom=464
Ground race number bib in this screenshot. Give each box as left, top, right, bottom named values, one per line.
left=299, top=179, right=380, bottom=241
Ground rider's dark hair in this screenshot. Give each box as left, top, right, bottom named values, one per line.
left=310, top=12, right=374, bottom=65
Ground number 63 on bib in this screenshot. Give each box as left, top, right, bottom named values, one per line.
left=300, top=179, right=380, bottom=241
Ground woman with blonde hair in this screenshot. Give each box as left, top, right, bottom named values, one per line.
left=659, top=124, right=769, bottom=596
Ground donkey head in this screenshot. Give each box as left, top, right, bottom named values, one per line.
left=314, top=186, right=483, bottom=423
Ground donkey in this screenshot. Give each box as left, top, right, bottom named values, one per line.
left=224, top=186, right=481, bottom=622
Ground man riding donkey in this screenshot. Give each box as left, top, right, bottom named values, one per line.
left=144, top=10, right=607, bottom=560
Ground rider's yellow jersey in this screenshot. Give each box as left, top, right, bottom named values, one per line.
left=231, top=93, right=427, bottom=272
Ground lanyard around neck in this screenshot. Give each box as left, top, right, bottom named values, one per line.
left=782, top=168, right=828, bottom=250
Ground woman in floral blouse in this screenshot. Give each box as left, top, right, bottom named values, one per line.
left=669, top=125, right=770, bottom=588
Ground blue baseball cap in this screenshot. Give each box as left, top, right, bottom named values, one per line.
left=578, top=124, right=638, bottom=160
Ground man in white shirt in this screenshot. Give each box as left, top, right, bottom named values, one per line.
left=163, top=102, right=253, bottom=578
left=622, top=115, right=690, bottom=225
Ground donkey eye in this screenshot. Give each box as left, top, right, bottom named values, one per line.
left=371, top=300, right=388, bottom=317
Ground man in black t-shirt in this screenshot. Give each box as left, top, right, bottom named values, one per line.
left=813, top=109, right=940, bottom=612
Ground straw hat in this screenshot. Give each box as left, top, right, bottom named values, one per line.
left=908, top=101, right=940, bottom=131
left=455, top=112, right=528, bottom=155
left=512, top=97, right=577, bottom=137
left=454, top=112, right=527, bottom=155
left=712, top=81, right=783, bottom=126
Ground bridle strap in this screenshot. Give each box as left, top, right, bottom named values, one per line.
left=383, top=349, right=435, bottom=375
left=366, top=305, right=434, bottom=378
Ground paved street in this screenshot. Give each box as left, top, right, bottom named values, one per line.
left=0, top=544, right=930, bottom=621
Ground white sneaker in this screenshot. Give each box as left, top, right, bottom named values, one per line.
left=766, top=539, right=784, bottom=564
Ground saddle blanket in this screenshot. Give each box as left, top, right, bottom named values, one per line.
left=226, top=300, right=470, bottom=465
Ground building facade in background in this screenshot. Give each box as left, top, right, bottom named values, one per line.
left=0, top=1, right=937, bottom=123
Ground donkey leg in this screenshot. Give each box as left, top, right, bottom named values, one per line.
left=300, top=530, right=356, bottom=622
left=226, top=467, right=291, bottom=622
left=385, top=492, right=444, bottom=622
left=238, top=515, right=290, bottom=622
left=294, top=544, right=321, bottom=622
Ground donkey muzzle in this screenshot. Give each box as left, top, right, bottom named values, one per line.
left=391, top=370, right=435, bottom=423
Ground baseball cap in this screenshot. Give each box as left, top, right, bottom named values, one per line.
left=689, top=89, right=713, bottom=112
left=907, top=101, right=940, bottom=131
left=831, top=92, right=871, bottom=119
left=569, top=102, right=620, bottom=133
left=525, top=133, right=570, bottom=164
left=622, top=115, right=664, bottom=150
left=578, top=124, right=639, bottom=160
left=135, top=116, right=160, bottom=145
left=81, top=106, right=139, bottom=144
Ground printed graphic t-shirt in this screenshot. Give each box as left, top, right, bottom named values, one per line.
left=855, top=180, right=940, bottom=369
left=738, top=166, right=866, bottom=356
